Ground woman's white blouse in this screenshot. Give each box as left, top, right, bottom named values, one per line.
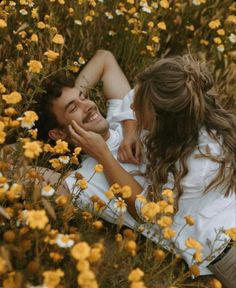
left=135, top=128, right=236, bottom=275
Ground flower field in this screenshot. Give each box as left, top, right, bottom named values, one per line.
left=0, top=0, right=236, bottom=287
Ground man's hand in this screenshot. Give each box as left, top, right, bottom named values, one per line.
left=118, top=120, right=142, bottom=164
left=68, top=120, right=111, bottom=161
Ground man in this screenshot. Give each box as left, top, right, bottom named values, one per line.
left=36, top=49, right=146, bottom=229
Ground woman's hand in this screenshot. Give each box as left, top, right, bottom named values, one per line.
left=68, top=120, right=111, bottom=161
left=118, top=120, right=142, bottom=164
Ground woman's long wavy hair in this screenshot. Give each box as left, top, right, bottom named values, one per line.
left=133, top=55, right=236, bottom=201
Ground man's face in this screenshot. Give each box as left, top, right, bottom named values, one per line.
left=50, top=86, right=109, bottom=142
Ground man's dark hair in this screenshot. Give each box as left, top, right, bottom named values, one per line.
left=35, top=72, right=75, bottom=141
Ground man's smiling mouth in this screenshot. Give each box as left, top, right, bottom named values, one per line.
left=83, top=111, right=100, bottom=123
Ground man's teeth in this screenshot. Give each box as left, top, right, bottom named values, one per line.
left=88, top=113, right=98, bottom=122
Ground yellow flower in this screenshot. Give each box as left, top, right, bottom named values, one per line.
left=225, top=227, right=236, bottom=241
left=27, top=60, right=43, bottom=73
left=54, top=139, right=69, bottom=154
left=18, top=110, right=39, bottom=129
left=0, top=19, right=7, bottom=28
left=31, top=33, right=38, bottom=42
left=26, top=209, right=49, bottom=230
left=23, top=141, right=42, bottom=159
left=157, top=216, right=172, bottom=227
left=77, top=178, right=88, bottom=189
left=136, top=194, right=147, bottom=204
left=185, top=237, right=203, bottom=250
left=7, top=183, right=22, bottom=201
left=77, top=270, right=97, bottom=287
left=121, top=185, right=132, bottom=198
left=49, top=158, right=63, bottom=170
left=52, top=33, right=65, bottom=44
left=226, top=15, right=236, bottom=24
left=146, top=45, right=154, bottom=51
left=94, top=164, right=103, bottom=173
left=76, top=260, right=90, bottom=272
left=2, top=91, right=22, bottom=104
left=43, top=269, right=64, bottom=288
left=217, top=29, right=225, bottom=36
left=152, top=36, right=160, bottom=43
left=84, top=15, right=93, bottom=22
left=124, top=240, right=137, bottom=256
left=89, top=247, right=102, bottom=262
left=0, top=131, right=6, bottom=144
left=44, top=50, right=60, bottom=61
left=162, top=227, right=176, bottom=239
left=194, top=251, right=203, bottom=262
left=105, top=189, right=115, bottom=200
left=160, top=0, right=169, bottom=9
left=0, top=256, right=7, bottom=274
left=164, top=204, right=174, bottom=214
left=141, top=202, right=160, bottom=220
left=128, top=268, right=144, bottom=282
left=73, top=147, right=82, bottom=155
left=208, top=19, right=221, bottom=29
left=16, top=43, right=23, bottom=50
left=4, top=107, right=17, bottom=116
left=31, top=8, right=39, bottom=19
left=147, top=21, right=154, bottom=28
left=186, top=24, right=195, bottom=31
left=200, top=39, right=209, bottom=46
left=58, top=0, right=65, bottom=4
left=92, top=220, right=103, bottom=230
left=130, top=282, right=146, bottom=288
left=0, top=82, right=6, bottom=93
left=184, top=215, right=195, bottom=226
left=37, top=21, right=46, bottom=29
left=153, top=249, right=166, bottom=261
left=209, top=279, right=222, bottom=288
left=44, top=143, right=54, bottom=153
left=157, top=21, right=166, bottom=30
left=71, top=241, right=91, bottom=260
left=110, top=183, right=121, bottom=194
left=214, top=37, right=222, bottom=44
left=189, top=264, right=200, bottom=276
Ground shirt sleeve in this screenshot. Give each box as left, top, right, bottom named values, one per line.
left=110, top=89, right=136, bottom=123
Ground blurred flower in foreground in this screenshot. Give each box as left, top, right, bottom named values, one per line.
left=2, top=91, right=22, bottom=104
left=43, top=269, right=64, bottom=288
left=192, top=0, right=206, bottom=5
left=18, top=110, right=39, bottom=129
left=26, top=209, right=49, bottom=229
left=27, top=60, right=43, bottom=73
left=128, top=268, right=144, bottom=282
left=210, top=278, right=222, bottom=288
left=54, top=139, right=69, bottom=154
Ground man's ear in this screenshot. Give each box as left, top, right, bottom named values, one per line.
left=48, top=128, right=67, bottom=141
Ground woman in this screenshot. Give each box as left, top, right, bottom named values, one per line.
left=68, top=55, right=236, bottom=287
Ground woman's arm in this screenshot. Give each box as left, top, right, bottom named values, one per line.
left=69, top=120, right=143, bottom=220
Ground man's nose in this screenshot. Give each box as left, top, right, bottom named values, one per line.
left=80, top=99, right=96, bottom=112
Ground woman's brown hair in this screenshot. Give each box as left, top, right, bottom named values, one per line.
left=133, top=55, right=236, bottom=201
